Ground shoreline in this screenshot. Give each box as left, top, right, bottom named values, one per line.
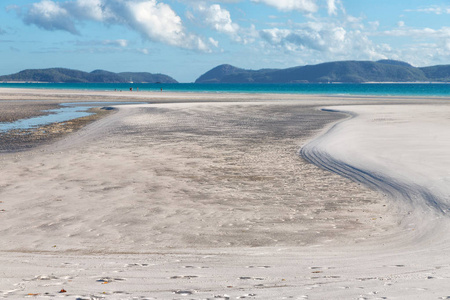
left=1, top=88, right=448, bottom=155
left=2, top=85, right=450, bottom=100
left=2, top=86, right=450, bottom=100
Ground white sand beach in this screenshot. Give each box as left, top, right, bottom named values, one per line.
left=1, top=89, right=450, bottom=299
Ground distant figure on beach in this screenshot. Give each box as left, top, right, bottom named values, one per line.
left=130, top=87, right=133, bottom=91
left=137, top=87, right=139, bottom=92
left=161, top=88, right=163, bottom=92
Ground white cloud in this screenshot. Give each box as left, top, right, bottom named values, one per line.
left=24, top=0, right=78, bottom=34
left=368, top=21, right=379, bottom=31
left=18, top=0, right=211, bottom=51
left=251, top=0, right=344, bottom=15
left=259, top=21, right=386, bottom=62
left=405, top=6, right=450, bottom=15
left=197, top=4, right=239, bottom=36
left=252, top=0, right=318, bottom=13
left=444, top=40, right=450, bottom=52
left=75, top=39, right=128, bottom=47
left=5, top=5, right=20, bottom=13
left=64, top=0, right=108, bottom=21
left=125, top=0, right=198, bottom=49
left=194, top=3, right=244, bottom=42
left=380, top=27, right=450, bottom=39
left=103, top=39, right=128, bottom=47
left=388, top=42, right=450, bottom=67
left=365, top=25, right=450, bottom=66
left=209, top=37, right=219, bottom=47
left=261, top=23, right=347, bottom=52
left=192, top=3, right=258, bottom=44
left=326, top=0, right=339, bottom=15
left=397, top=21, right=405, bottom=27
left=137, top=48, right=149, bottom=54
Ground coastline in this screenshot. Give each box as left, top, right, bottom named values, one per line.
left=2, top=81, right=450, bottom=98
left=1, top=89, right=450, bottom=298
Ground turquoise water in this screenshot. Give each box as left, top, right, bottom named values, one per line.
left=1, top=82, right=450, bottom=96
left=0, top=102, right=138, bottom=132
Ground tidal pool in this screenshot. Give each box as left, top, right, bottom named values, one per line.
left=0, top=102, right=140, bottom=132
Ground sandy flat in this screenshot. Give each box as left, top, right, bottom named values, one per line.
left=1, top=89, right=450, bottom=299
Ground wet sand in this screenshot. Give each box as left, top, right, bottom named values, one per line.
left=1, top=89, right=450, bottom=299
left=0, top=105, right=114, bottom=153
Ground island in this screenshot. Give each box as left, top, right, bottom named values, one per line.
left=195, top=60, right=450, bottom=83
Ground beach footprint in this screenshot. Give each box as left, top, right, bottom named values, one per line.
left=96, top=277, right=126, bottom=283
left=124, top=263, right=150, bottom=267
left=237, top=294, right=257, bottom=299
left=27, top=275, right=59, bottom=281
left=239, top=277, right=265, bottom=280
left=173, top=290, right=195, bottom=296
left=210, top=295, right=230, bottom=300
left=170, top=275, right=199, bottom=279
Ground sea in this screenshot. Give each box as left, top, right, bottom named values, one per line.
left=1, top=82, right=450, bottom=96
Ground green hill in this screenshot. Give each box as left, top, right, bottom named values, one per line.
left=420, top=65, right=450, bottom=82
left=0, top=68, right=178, bottom=83
left=195, top=60, right=449, bottom=83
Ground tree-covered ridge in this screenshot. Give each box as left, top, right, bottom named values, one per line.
left=195, top=60, right=450, bottom=83
left=0, top=68, right=178, bottom=83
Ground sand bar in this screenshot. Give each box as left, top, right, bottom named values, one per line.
left=1, top=89, right=450, bottom=299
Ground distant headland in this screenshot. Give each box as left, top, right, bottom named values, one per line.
left=1, top=60, right=450, bottom=84
left=195, top=60, right=450, bottom=84
left=0, top=68, right=178, bottom=84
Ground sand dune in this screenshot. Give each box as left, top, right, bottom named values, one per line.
left=1, top=90, right=450, bottom=299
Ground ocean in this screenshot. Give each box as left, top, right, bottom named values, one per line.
left=1, top=82, right=450, bottom=96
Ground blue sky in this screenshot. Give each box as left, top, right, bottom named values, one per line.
left=1, top=0, right=449, bottom=82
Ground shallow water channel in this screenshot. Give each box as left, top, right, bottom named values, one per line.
left=0, top=102, right=139, bottom=132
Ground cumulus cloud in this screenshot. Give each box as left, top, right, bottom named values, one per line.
left=250, top=0, right=341, bottom=14
left=363, top=25, right=450, bottom=66
left=18, top=0, right=211, bottom=51
left=405, top=6, right=450, bottom=15
left=124, top=0, right=202, bottom=49
left=24, top=0, right=78, bottom=34
left=260, top=21, right=386, bottom=61
left=380, top=26, right=450, bottom=39
left=193, top=3, right=246, bottom=43
left=261, top=23, right=347, bottom=52
left=191, top=3, right=258, bottom=44
left=326, top=0, right=339, bottom=15
left=388, top=42, right=450, bottom=67
left=197, top=4, right=239, bottom=36
left=252, top=0, right=318, bottom=13
left=64, top=0, right=111, bottom=21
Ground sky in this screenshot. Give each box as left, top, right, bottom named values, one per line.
left=0, top=0, right=450, bottom=82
